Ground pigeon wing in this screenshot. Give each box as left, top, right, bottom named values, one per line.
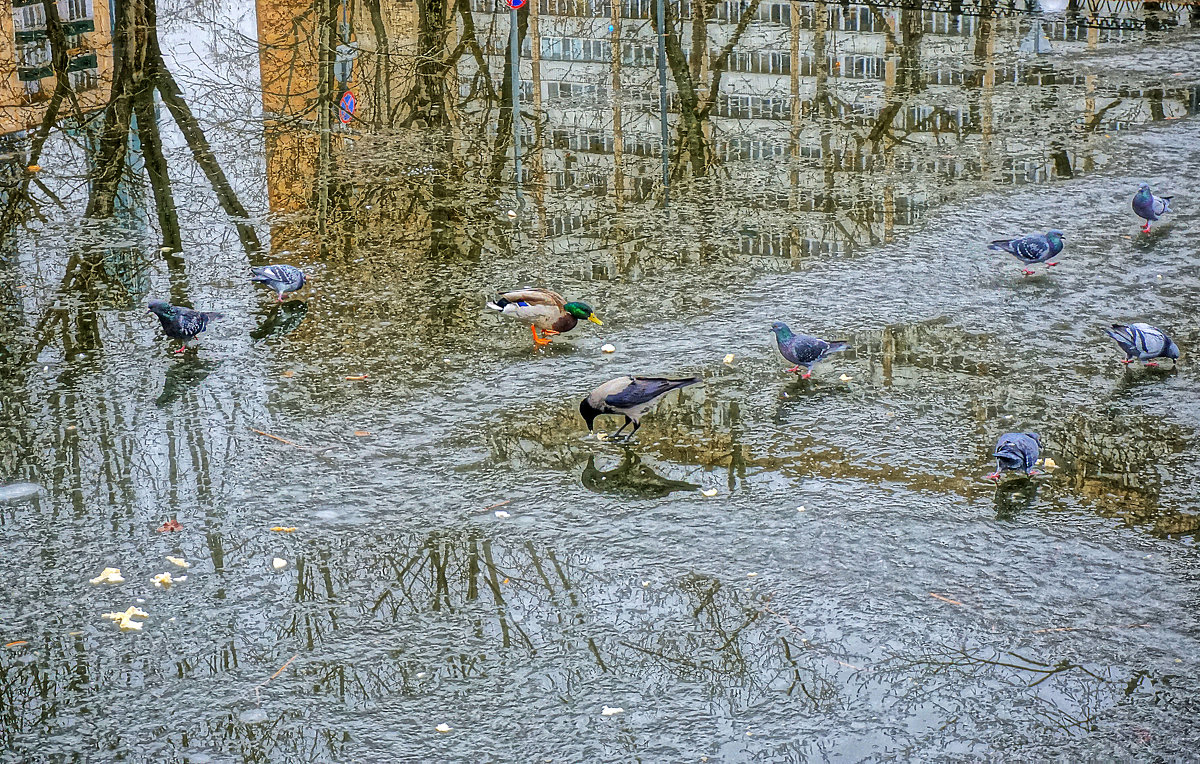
left=784, top=335, right=829, bottom=365
left=1128, top=323, right=1167, bottom=357
left=1012, top=235, right=1050, bottom=263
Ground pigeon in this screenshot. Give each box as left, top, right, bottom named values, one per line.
left=1132, top=183, right=1172, bottom=233
left=770, top=321, right=848, bottom=379
left=986, top=230, right=1065, bottom=276
left=251, top=264, right=306, bottom=302
left=1105, top=323, right=1179, bottom=367
left=487, top=288, right=601, bottom=346
left=579, top=376, right=700, bottom=439
left=147, top=300, right=222, bottom=354
left=988, top=432, right=1042, bottom=482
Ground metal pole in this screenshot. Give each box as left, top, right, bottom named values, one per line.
left=656, top=0, right=669, bottom=203
left=511, top=6, right=524, bottom=206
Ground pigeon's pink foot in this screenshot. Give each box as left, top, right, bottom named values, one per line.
left=1046, top=262, right=1059, bottom=267
left=986, top=472, right=1001, bottom=482
left=1021, top=269, right=1035, bottom=276
left=1119, top=359, right=1135, bottom=365
left=801, top=371, right=812, bottom=380
left=174, top=345, right=187, bottom=354
left=786, top=365, right=801, bottom=373
left=1145, top=362, right=1159, bottom=368
left=1028, top=469, right=1042, bottom=477
left=277, top=294, right=284, bottom=302
left=1142, top=224, right=1151, bottom=233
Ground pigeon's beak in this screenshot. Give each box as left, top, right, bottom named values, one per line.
left=588, top=314, right=603, bottom=325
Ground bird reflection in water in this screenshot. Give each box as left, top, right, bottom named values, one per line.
left=581, top=451, right=700, bottom=498
left=250, top=301, right=309, bottom=341
left=993, top=477, right=1042, bottom=521
left=156, top=359, right=219, bottom=407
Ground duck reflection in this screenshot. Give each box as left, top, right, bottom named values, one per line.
left=581, top=451, right=700, bottom=498
left=250, top=301, right=309, bottom=341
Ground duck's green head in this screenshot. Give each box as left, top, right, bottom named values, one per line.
left=565, top=301, right=602, bottom=325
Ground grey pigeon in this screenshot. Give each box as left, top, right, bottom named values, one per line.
left=1132, top=183, right=1172, bottom=233
left=987, top=229, right=1065, bottom=276
left=770, top=321, right=848, bottom=379
left=251, top=264, right=306, bottom=301
left=579, top=376, right=701, bottom=439
left=148, top=300, right=222, bottom=354
left=988, top=432, right=1042, bottom=481
left=1105, top=323, right=1179, bottom=367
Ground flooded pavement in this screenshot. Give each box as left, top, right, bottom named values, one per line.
left=2, top=1, right=1200, bottom=760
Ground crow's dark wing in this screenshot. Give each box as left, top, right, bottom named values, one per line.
left=605, top=377, right=698, bottom=409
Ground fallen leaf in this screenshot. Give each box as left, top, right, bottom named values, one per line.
left=89, top=567, right=125, bottom=585
left=494, top=510, right=511, bottom=519
left=158, top=519, right=183, bottom=533
left=796, top=506, right=806, bottom=512
left=272, top=558, right=288, bottom=570
left=700, top=488, right=718, bottom=497
left=436, top=723, right=452, bottom=733
left=354, top=430, right=370, bottom=437
left=601, top=706, right=624, bottom=716
left=270, top=526, right=297, bottom=533
left=282, top=370, right=295, bottom=378
left=166, top=556, right=190, bottom=568
left=153, top=572, right=174, bottom=589
left=839, top=374, right=852, bottom=381
left=345, top=374, right=368, bottom=381
left=1043, top=457, right=1058, bottom=469
left=723, top=354, right=735, bottom=364
left=4, top=641, right=28, bottom=648
left=601, top=343, right=616, bottom=353
left=27, top=164, right=40, bottom=173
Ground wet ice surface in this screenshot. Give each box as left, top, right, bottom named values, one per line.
left=3, top=8, right=1200, bottom=762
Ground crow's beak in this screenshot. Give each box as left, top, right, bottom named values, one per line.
left=588, top=314, right=603, bottom=325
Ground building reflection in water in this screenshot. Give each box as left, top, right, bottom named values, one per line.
left=256, top=0, right=1200, bottom=268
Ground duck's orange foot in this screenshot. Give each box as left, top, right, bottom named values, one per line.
left=531, top=325, right=553, bottom=346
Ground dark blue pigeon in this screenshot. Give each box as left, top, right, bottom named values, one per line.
left=988, top=432, right=1042, bottom=482
left=770, top=321, right=848, bottom=379
left=1105, top=323, right=1179, bottom=367
left=1132, top=183, right=1172, bottom=233
left=579, top=376, right=701, bottom=439
left=987, top=229, right=1065, bottom=276
left=251, top=264, right=306, bottom=302
left=148, top=300, right=222, bottom=354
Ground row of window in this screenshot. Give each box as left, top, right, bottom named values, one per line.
left=511, top=36, right=886, bottom=81
left=13, top=0, right=92, bottom=29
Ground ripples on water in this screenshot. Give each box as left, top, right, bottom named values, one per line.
left=1, top=0, right=1200, bottom=759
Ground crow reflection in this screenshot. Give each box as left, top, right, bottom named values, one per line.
left=581, top=451, right=699, bottom=498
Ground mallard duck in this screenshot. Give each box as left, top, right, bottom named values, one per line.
left=487, top=288, right=602, bottom=346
